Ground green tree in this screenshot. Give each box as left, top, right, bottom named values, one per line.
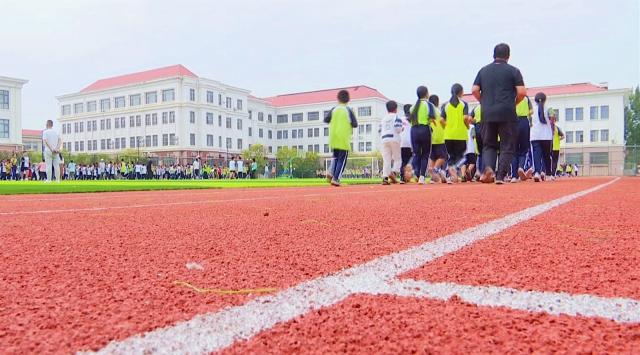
left=293, top=151, right=321, bottom=178
left=275, top=147, right=298, bottom=176
left=625, top=86, right=640, bottom=146
left=242, top=144, right=267, bottom=170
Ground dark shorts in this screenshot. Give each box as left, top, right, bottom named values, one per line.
left=465, top=153, right=477, bottom=165
left=430, top=144, right=447, bottom=161
left=445, top=140, right=467, bottom=167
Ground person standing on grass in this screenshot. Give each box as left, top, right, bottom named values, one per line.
left=237, top=157, right=244, bottom=179
left=42, top=119, right=62, bottom=183
left=529, top=92, right=554, bottom=182
left=378, top=100, right=403, bottom=185
left=472, top=43, right=526, bottom=184
left=250, top=159, right=257, bottom=179
left=442, top=83, right=471, bottom=184
left=324, top=89, right=358, bottom=187
left=193, top=157, right=201, bottom=179
left=229, top=156, right=237, bottom=179
left=409, top=86, right=435, bottom=185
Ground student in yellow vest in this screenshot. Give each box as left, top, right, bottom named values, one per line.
left=551, top=115, right=564, bottom=177
left=442, top=83, right=471, bottom=183
left=409, top=86, right=436, bottom=185
left=428, top=95, right=447, bottom=183
left=470, top=104, right=483, bottom=179
left=566, top=163, right=573, bottom=177
left=324, top=89, right=358, bottom=187
left=511, top=96, right=533, bottom=182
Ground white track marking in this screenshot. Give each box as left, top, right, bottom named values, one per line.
left=376, top=279, right=640, bottom=324
left=0, top=186, right=409, bottom=216
left=83, top=178, right=620, bottom=355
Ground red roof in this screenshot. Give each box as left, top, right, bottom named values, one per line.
left=263, top=86, right=387, bottom=107
left=80, top=65, right=198, bottom=93
left=462, top=83, right=608, bottom=103
left=22, top=129, right=42, bottom=136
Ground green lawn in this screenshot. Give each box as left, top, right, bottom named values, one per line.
left=0, top=178, right=379, bottom=195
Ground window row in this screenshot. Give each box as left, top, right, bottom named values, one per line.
left=565, top=152, right=611, bottom=165
left=61, top=89, right=176, bottom=116
left=563, top=106, right=609, bottom=121
left=62, top=112, right=176, bottom=134
left=65, top=134, right=179, bottom=152
left=276, top=127, right=328, bottom=140
left=564, top=129, right=609, bottom=144
left=0, top=90, right=9, bottom=110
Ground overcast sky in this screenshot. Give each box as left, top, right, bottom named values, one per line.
left=2, top=0, right=638, bottom=129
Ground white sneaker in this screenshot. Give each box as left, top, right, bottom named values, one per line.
left=510, top=177, right=518, bottom=183
left=446, top=177, right=453, bottom=184
left=43, top=180, right=51, bottom=184
left=418, top=176, right=425, bottom=185
left=533, top=173, right=541, bottom=182
left=541, top=172, right=546, bottom=181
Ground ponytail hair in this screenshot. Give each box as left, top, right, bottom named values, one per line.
left=450, top=83, right=463, bottom=107
left=534, top=92, right=547, bottom=124
left=410, top=86, right=429, bottom=125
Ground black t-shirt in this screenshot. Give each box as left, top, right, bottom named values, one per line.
left=473, top=59, right=524, bottom=122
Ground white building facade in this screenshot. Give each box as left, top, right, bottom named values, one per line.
left=0, top=76, right=29, bottom=151
left=56, top=65, right=388, bottom=163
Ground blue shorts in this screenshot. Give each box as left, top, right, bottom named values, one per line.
left=430, top=144, right=447, bottom=161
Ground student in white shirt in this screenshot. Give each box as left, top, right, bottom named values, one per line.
left=399, top=104, right=413, bottom=183
left=193, top=158, right=201, bottom=179
left=379, top=100, right=403, bottom=185
left=530, top=92, right=554, bottom=182
left=229, top=157, right=237, bottom=179
left=236, top=157, right=244, bottom=179
left=42, top=120, right=62, bottom=183
left=461, top=124, right=477, bottom=183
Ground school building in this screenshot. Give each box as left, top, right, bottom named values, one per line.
left=0, top=76, right=29, bottom=152
left=55, top=64, right=630, bottom=175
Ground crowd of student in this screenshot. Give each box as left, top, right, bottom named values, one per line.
left=323, top=43, right=580, bottom=187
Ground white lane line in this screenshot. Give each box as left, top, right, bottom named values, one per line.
left=83, top=178, right=620, bottom=355
left=376, top=279, right=640, bottom=324
left=0, top=186, right=409, bottom=216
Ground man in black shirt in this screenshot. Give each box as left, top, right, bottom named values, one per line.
left=472, top=43, right=526, bottom=184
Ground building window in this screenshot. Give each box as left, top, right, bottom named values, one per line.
left=129, top=116, right=135, bottom=127
left=259, top=128, right=263, bottom=138
left=136, top=115, right=142, bottom=127
left=218, top=115, right=222, bottom=127
left=129, top=94, right=141, bottom=107
left=189, top=88, right=195, bottom=102
left=292, top=129, right=298, bottom=139
left=237, top=99, right=243, bottom=110
left=590, top=130, right=598, bottom=143
left=218, top=94, right=222, bottom=105
left=207, top=134, right=214, bottom=147
left=359, top=125, right=364, bottom=135
left=152, top=113, right=157, bottom=125
left=226, top=117, right=232, bottom=129
left=226, top=97, right=232, bottom=108
left=100, top=139, right=106, bottom=150
left=114, top=118, right=119, bottom=129
left=277, top=130, right=282, bottom=140
left=589, top=152, right=609, bottom=164
left=106, top=118, right=111, bottom=129
left=590, top=106, right=598, bottom=120
left=366, top=124, right=372, bottom=135
left=308, top=144, right=313, bottom=151
left=62, top=124, right=66, bottom=134
left=292, top=113, right=303, bottom=122
left=237, top=119, right=242, bottom=130
left=115, top=96, right=126, bottom=108
left=324, top=127, right=329, bottom=136
left=565, top=108, right=573, bottom=121
left=162, top=134, right=168, bottom=146
left=248, top=127, right=252, bottom=136
left=162, top=89, right=175, bottom=102
left=358, top=106, right=372, bottom=117
left=601, top=105, right=609, bottom=120
left=358, top=142, right=364, bottom=151
left=258, top=112, right=264, bottom=121
left=121, top=137, right=127, bottom=148
left=565, top=153, right=583, bottom=165
left=248, top=110, right=252, bottom=120
left=0, top=119, right=9, bottom=138
left=277, top=114, right=288, bottom=123
left=298, top=128, right=303, bottom=138
left=145, top=91, right=157, bottom=104
left=268, top=130, right=272, bottom=139
left=145, top=114, right=151, bottom=126
left=237, top=139, right=243, bottom=150
left=190, top=133, right=196, bottom=146
left=268, top=114, right=273, bottom=123
left=189, top=111, right=195, bottom=124
left=206, top=112, right=213, bottom=125
left=218, top=136, right=222, bottom=147
left=169, top=111, right=175, bottom=123
left=268, top=146, right=273, bottom=154
left=152, top=135, right=158, bottom=147
left=307, top=128, right=313, bottom=138
left=74, top=103, right=84, bottom=114
left=566, top=131, right=574, bottom=143
left=0, top=90, right=9, bottom=109
left=99, top=120, right=104, bottom=131
left=601, top=129, right=609, bottom=142
left=575, top=130, right=584, bottom=143
left=575, top=107, right=583, bottom=121
left=162, top=112, right=168, bottom=124
left=62, top=105, right=71, bottom=116
left=87, top=101, right=96, bottom=112
left=79, top=122, right=84, bottom=132
left=115, top=138, right=120, bottom=149
left=206, top=91, right=214, bottom=103
left=283, top=130, right=288, bottom=139
left=307, top=111, right=320, bottom=121
left=226, top=137, right=232, bottom=149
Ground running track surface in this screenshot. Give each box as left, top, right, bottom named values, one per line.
left=1, top=177, right=638, bottom=353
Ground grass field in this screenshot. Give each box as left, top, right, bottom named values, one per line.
left=0, top=178, right=379, bottom=195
